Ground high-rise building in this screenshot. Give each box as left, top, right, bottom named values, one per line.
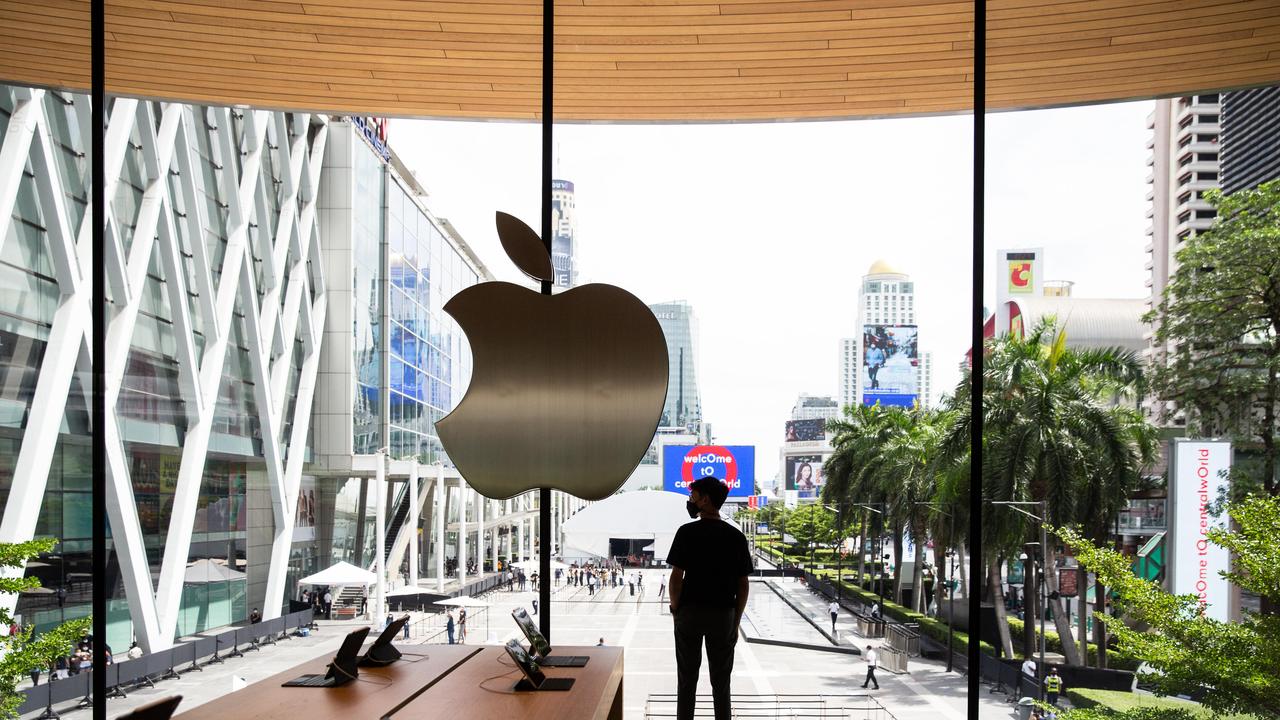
left=1221, top=87, right=1280, bottom=194
left=838, top=261, right=932, bottom=409
left=550, top=179, right=577, bottom=288
left=790, top=394, right=839, bottom=422
left=649, top=301, right=702, bottom=432
left=1144, top=95, right=1222, bottom=425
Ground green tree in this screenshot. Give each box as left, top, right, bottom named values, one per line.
left=960, top=317, right=1154, bottom=666
left=1058, top=495, right=1280, bottom=719
left=788, top=503, right=837, bottom=553
left=1, top=539, right=92, bottom=719
left=1146, top=180, right=1280, bottom=505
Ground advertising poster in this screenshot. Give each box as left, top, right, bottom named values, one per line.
left=1058, top=567, right=1079, bottom=597
left=662, top=445, right=755, bottom=497
left=785, top=455, right=824, bottom=499
left=785, top=418, right=825, bottom=442
left=861, top=324, right=919, bottom=408
left=1170, top=439, right=1231, bottom=621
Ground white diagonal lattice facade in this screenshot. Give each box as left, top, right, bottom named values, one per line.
left=0, top=87, right=326, bottom=651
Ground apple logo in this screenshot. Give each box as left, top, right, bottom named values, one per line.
left=435, top=211, right=669, bottom=501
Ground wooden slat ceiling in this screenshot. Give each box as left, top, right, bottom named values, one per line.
left=2, top=0, right=1280, bottom=121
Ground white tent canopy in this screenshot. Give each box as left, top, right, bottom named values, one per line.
left=561, top=491, right=691, bottom=563
left=512, top=559, right=569, bottom=573
left=297, top=561, right=375, bottom=588
left=184, top=558, right=246, bottom=584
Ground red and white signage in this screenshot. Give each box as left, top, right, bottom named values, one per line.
left=1170, top=439, right=1231, bottom=621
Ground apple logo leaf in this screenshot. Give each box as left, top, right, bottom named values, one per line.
left=495, top=211, right=554, bottom=283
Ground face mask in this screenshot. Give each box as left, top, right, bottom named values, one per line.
left=686, top=500, right=700, bottom=518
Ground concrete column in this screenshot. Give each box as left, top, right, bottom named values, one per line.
left=477, top=490, right=486, bottom=574
left=435, top=465, right=445, bottom=592
left=408, top=464, right=419, bottom=586
left=516, top=504, right=523, bottom=562
left=491, top=500, right=499, bottom=572
left=374, top=455, right=386, bottom=626
left=458, top=483, right=468, bottom=591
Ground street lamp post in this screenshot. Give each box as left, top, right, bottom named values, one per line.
left=914, top=501, right=955, bottom=673
left=992, top=500, right=1049, bottom=701
left=852, top=503, right=887, bottom=621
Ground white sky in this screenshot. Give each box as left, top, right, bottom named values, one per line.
left=390, top=100, right=1153, bottom=484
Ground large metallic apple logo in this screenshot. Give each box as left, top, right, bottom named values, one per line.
left=435, top=212, right=669, bottom=501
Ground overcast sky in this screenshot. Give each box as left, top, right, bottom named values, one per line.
left=391, top=100, right=1153, bottom=484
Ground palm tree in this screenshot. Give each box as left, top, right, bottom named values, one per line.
left=981, top=316, right=1153, bottom=667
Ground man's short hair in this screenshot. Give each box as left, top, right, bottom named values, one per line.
left=689, top=477, right=729, bottom=509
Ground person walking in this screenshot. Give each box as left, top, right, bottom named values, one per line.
left=1044, top=667, right=1064, bottom=707
left=323, top=590, right=333, bottom=619
left=532, top=598, right=539, bottom=615
left=458, top=607, right=468, bottom=644
left=402, top=617, right=411, bottom=640
left=446, top=611, right=455, bottom=645
left=829, top=600, right=840, bottom=634
left=667, top=477, right=754, bottom=720
left=862, top=645, right=880, bottom=690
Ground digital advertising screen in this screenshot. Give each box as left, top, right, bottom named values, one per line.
left=662, top=445, right=755, bottom=497
left=784, top=418, right=825, bottom=442
left=861, top=324, right=919, bottom=408
left=784, top=455, right=824, bottom=499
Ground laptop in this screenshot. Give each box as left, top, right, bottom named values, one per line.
left=504, top=639, right=574, bottom=691
left=511, top=608, right=588, bottom=667
left=360, top=614, right=409, bottom=666
left=282, top=627, right=370, bottom=687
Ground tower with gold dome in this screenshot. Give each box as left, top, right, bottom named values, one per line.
left=838, top=260, right=933, bottom=409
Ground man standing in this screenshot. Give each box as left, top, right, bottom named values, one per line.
left=323, top=589, right=333, bottom=619
left=828, top=600, right=840, bottom=634
left=1021, top=656, right=1038, bottom=698
left=667, top=477, right=753, bottom=720
left=446, top=611, right=456, bottom=645
left=862, top=645, right=880, bottom=690
left=1044, top=667, right=1064, bottom=707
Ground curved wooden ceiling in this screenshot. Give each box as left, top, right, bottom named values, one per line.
left=2, top=0, right=1279, bottom=121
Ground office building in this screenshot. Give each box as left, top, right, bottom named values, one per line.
left=790, top=394, right=839, bottom=422
left=839, top=261, right=933, bottom=409
left=551, top=179, right=577, bottom=289
left=1143, top=95, right=1223, bottom=426
left=1221, top=87, right=1280, bottom=194
left=649, top=301, right=702, bottom=433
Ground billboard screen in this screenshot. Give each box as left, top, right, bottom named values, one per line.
left=662, top=445, right=755, bottom=497
left=1170, top=440, right=1231, bottom=621
left=785, top=419, right=825, bottom=442
left=861, top=324, right=919, bottom=407
left=784, top=455, right=824, bottom=499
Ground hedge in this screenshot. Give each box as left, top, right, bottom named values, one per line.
left=1006, top=616, right=1139, bottom=671
left=1064, top=688, right=1243, bottom=719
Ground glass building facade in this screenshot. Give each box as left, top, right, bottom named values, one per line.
left=649, top=301, right=702, bottom=432
left=0, top=90, right=486, bottom=652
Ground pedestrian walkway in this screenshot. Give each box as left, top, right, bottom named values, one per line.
left=766, top=575, right=872, bottom=651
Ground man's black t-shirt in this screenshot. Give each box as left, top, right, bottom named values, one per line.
left=666, top=518, right=754, bottom=609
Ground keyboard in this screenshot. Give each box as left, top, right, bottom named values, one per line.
left=282, top=673, right=334, bottom=687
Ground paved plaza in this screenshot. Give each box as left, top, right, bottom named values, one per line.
left=27, top=570, right=1014, bottom=720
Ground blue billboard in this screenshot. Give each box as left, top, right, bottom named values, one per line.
left=662, top=445, right=755, bottom=498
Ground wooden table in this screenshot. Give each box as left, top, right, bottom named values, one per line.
left=389, top=646, right=623, bottom=720
left=174, top=644, right=481, bottom=720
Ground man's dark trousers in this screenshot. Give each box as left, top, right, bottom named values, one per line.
left=674, top=604, right=736, bottom=720
left=863, top=666, right=879, bottom=689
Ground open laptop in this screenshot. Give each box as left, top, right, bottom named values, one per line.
left=282, top=627, right=370, bottom=687
left=505, top=639, right=574, bottom=691
left=511, top=608, right=588, bottom=667
left=360, top=614, right=409, bottom=666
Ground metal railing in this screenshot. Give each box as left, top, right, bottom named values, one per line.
left=885, top=623, right=921, bottom=657
left=644, top=693, right=897, bottom=720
